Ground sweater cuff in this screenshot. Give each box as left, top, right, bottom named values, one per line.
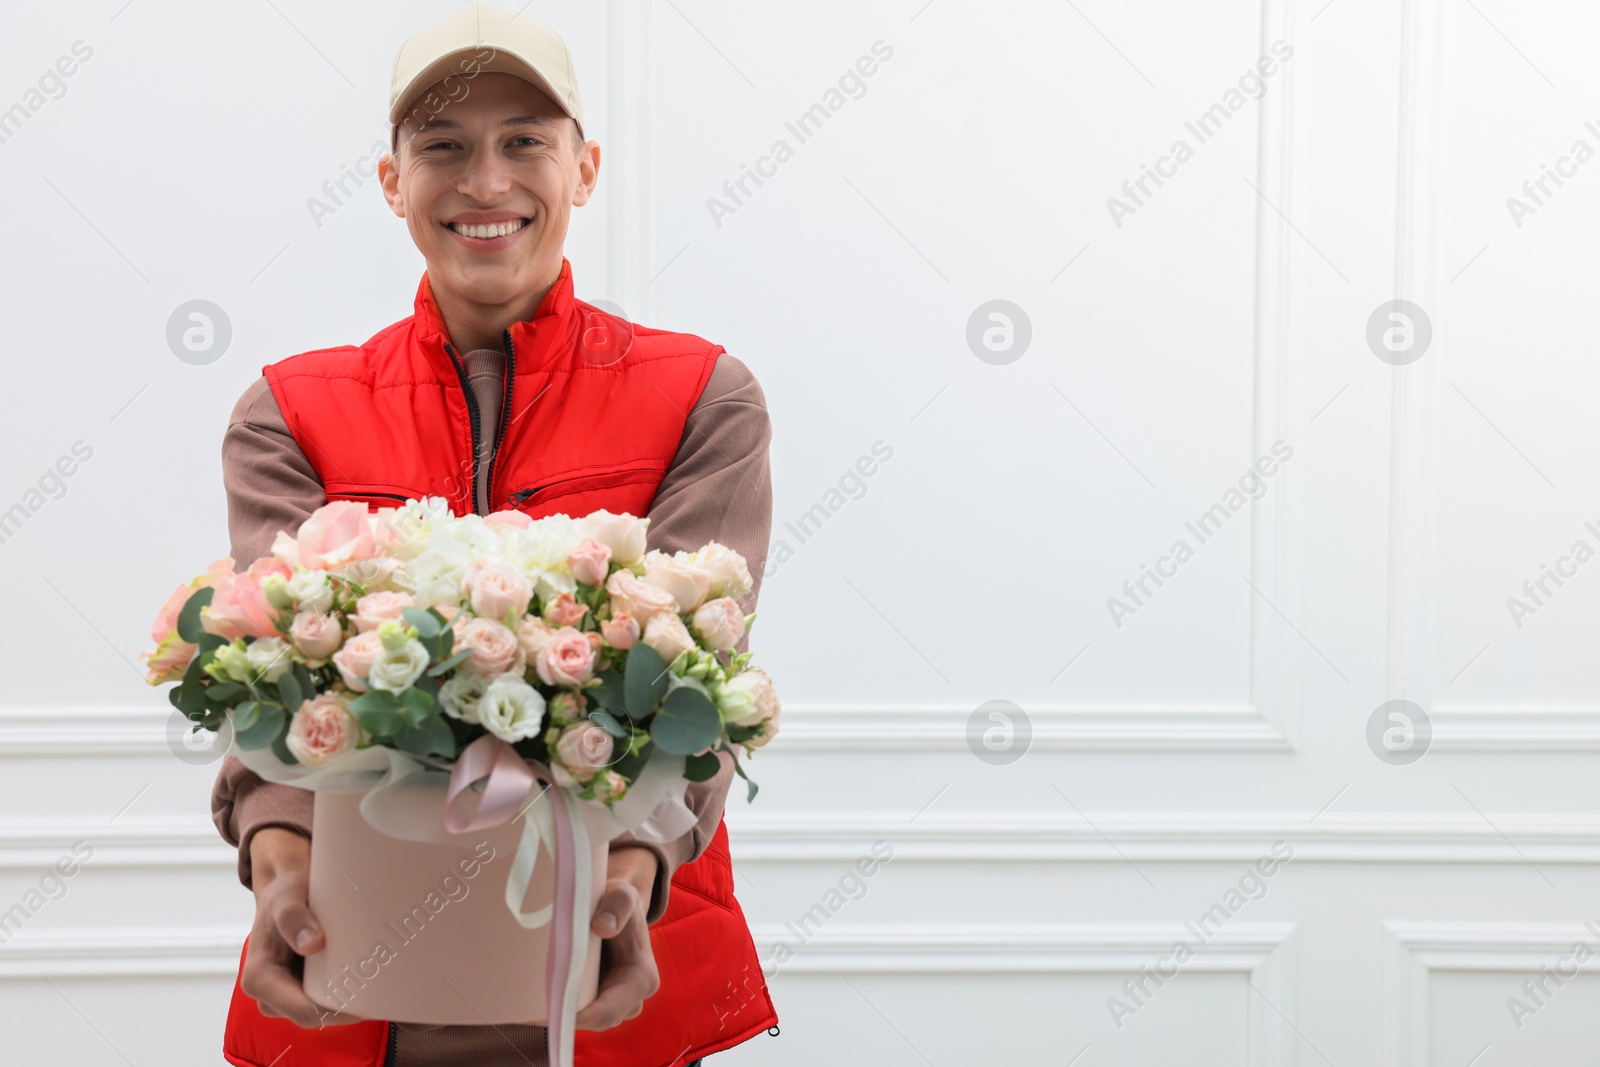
left=231, top=780, right=314, bottom=891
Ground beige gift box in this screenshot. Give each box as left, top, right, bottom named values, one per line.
left=301, top=789, right=609, bottom=1025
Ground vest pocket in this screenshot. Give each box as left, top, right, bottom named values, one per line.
left=323, top=482, right=429, bottom=510
left=506, top=460, right=667, bottom=509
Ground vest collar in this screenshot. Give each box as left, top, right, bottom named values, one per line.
left=411, top=256, right=577, bottom=365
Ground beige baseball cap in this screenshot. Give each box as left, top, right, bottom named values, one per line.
left=388, top=1, right=584, bottom=145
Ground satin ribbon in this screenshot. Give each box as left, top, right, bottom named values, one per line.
left=442, top=734, right=587, bottom=1065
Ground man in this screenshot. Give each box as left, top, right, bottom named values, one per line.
left=208, top=5, right=778, bottom=1065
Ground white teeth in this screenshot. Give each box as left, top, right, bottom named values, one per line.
left=449, top=219, right=526, bottom=239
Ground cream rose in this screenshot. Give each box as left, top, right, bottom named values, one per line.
left=461, top=560, right=533, bottom=624
left=691, top=597, right=746, bottom=652
left=641, top=550, right=714, bottom=613
left=352, top=590, right=414, bottom=633
left=289, top=611, right=344, bottom=661
left=695, top=541, right=754, bottom=601
left=534, top=627, right=597, bottom=687
left=604, top=569, right=677, bottom=626
left=579, top=511, right=648, bottom=565
left=285, top=692, right=367, bottom=766
left=641, top=611, right=696, bottom=665
left=460, top=617, right=525, bottom=677
left=516, top=615, right=556, bottom=662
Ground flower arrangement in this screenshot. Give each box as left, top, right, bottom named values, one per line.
left=142, top=498, right=779, bottom=803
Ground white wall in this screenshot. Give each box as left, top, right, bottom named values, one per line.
left=4, top=1, right=1600, bottom=1064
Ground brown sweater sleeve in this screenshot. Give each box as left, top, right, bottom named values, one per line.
left=211, top=375, right=326, bottom=889
left=612, top=352, right=774, bottom=922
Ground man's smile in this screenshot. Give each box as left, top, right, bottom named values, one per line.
left=444, top=215, right=532, bottom=243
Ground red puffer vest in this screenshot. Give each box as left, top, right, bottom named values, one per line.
left=221, top=257, right=778, bottom=1067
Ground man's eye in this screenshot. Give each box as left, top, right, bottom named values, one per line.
left=422, top=141, right=456, bottom=152
left=513, top=137, right=545, bottom=147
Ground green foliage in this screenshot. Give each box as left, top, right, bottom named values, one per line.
left=624, top=644, right=669, bottom=718
left=684, top=751, right=721, bottom=782
left=648, top=686, right=721, bottom=756
left=235, top=703, right=285, bottom=749
left=176, top=587, right=214, bottom=643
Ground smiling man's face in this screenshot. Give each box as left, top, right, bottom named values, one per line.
left=378, top=71, right=598, bottom=315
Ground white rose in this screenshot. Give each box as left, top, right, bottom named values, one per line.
left=478, top=673, right=547, bottom=743
left=642, top=611, right=696, bottom=666
left=245, top=636, right=294, bottom=683
left=286, top=570, right=334, bottom=614
left=366, top=638, right=431, bottom=694
left=642, top=549, right=714, bottom=612
left=439, top=671, right=489, bottom=724
left=579, top=510, right=649, bottom=565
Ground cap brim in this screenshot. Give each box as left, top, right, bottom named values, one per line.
left=389, top=48, right=580, bottom=137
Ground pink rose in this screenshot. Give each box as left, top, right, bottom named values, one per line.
left=272, top=501, right=377, bottom=570
left=460, top=617, right=525, bottom=677
left=568, top=539, right=612, bottom=587
left=552, top=721, right=614, bottom=783
left=516, top=615, right=555, bottom=661
left=535, top=627, right=597, bottom=686
left=604, top=569, right=677, bottom=626
left=285, top=692, right=366, bottom=766
left=141, top=557, right=233, bottom=684
left=549, top=690, right=588, bottom=723
left=544, top=591, right=588, bottom=628
left=600, top=612, right=639, bottom=650
left=331, top=629, right=384, bottom=692
left=352, top=590, right=414, bottom=633
left=691, top=597, right=746, bottom=652
left=461, top=560, right=532, bottom=623
left=206, top=556, right=292, bottom=641
left=290, top=611, right=344, bottom=660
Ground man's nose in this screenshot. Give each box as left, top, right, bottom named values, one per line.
left=456, top=142, right=515, bottom=200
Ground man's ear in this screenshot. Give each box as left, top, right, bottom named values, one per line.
left=378, top=152, right=405, bottom=218
left=571, top=140, right=601, bottom=209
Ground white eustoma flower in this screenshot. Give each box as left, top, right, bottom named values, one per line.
left=285, top=570, right=334, bottom=614
left=477, top=673, right=547, bottom=743
left=245, top=636, right=294, bottom=683
left=439, top=671, right=490, bottom=724
left=366, top=638, right=431, bottom=694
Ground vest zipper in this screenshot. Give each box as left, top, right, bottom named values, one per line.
left=441, top=341, right=483, bottom=515
left=382, top=1020, right=397, bottom=1066
left=482, top=328, right=517, bottom=515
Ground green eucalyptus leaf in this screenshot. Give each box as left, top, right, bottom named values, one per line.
left=684, top=751, right=721, bottom=782
left=588, top=709, right=628, bottom=738
left=175, top=587, right=214, bottom=644
left=428, top=648, right=474, bottom=677
left=276, top=672, right=303, bottom=715
left=234, top=703, right=285, bottom=750
left=648, top=686, right=721, bottom=756
left=402, top=607, right=440, bottom=639
left=624, top=643, right=669, bottom=718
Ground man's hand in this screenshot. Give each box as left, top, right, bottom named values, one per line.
left=575, top=845, right=660, bottom=1030
left=240, top=827, right=367, bottom=1029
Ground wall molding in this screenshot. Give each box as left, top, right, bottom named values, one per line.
left=0, top=926, right=243, bottom=978
left=1381, top=921, right=1590, bottom=1066
left=16, top=812, right=1600, bottom=867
